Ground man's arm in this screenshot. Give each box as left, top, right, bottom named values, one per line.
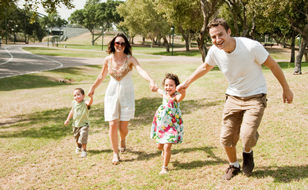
left=177, top=62, right=214, bottom=91
left=263, top=55, right=293, bottom=103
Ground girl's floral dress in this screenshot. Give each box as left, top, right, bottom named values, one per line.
left=150, top=92, right=184, bottom=144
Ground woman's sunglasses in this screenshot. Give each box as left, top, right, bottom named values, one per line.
left=115, top=42, right=126, bottom=46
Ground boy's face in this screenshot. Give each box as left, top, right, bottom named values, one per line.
left=209, top=25, right=232, bottom=51
left=73, top=90, right=84, bottom=103
left=164, top=79, right=176, bottom=96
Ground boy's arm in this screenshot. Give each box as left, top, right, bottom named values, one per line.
left=64, top=108, right=73, bottom=126
left=87, top=95, right=94, bottom=107
left=263, top=55, right=293, bottom=103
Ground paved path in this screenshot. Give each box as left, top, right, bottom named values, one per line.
left=0, top=44, right=203, bottom=79
left=0, top=44, right=104, bottom=79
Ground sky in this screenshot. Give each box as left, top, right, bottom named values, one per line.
left=17, top=0, right=99, bottom=20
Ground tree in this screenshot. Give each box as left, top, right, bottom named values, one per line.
left=117, top=0, right=171, bottom=51
left=198, top=0, right=224, bottom=61
left=155, top=0, right=203, bottom=51
left=69, top=0, right=123, bottom=45
left=261, top=0, right=308, bottom=74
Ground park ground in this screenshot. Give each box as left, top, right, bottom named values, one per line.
left=0, top=34, right=308, bottom=189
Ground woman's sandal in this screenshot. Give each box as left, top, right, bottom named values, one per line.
left=120, top=140, right=126, bottom=153
left=112, top=153, right=120, bottom=165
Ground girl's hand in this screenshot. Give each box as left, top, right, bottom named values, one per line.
left=178, top=88, right=186, bottom=95
left=176, top=83, right=187, bottom=92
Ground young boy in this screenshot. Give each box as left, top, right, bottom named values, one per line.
left=64, top=88, right=93, bottom=158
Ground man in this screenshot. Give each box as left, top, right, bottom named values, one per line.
left=177, top=18, right=293, bottom=180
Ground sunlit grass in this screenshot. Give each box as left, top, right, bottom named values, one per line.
left=0, top=49, right=307, bottom=189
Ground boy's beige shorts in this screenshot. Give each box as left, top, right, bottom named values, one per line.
left=73, top=125, right=89, bottom=144
left=220, top=94, right=267, bottom=149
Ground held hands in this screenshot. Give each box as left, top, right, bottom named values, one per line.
left=177, top=87, right=186, bottom=95
left=176, top=83, right=187, bottom=92
left=150, top=81, right=158, bottom=92
left=87, top=88, right=94, bottom=97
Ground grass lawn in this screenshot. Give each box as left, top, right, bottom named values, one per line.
left=0, top=49, right=308, bottom=189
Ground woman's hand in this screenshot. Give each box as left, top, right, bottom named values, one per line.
left=150, top=81, right=158, bottom=92
left=88, top=88, right=95, bottom=97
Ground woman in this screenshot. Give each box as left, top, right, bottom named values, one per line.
left=88, top=33, right=157, bottom=165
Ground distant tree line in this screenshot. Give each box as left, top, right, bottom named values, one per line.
left=1, top=0, right=307, bottom=74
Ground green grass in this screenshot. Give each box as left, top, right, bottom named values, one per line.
left=0, top=48, right=307, bottom=189
left=23, top=47, right=108, bottom=58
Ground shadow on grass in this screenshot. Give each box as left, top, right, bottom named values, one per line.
left=87, top=149, right=113, bottom=154
left=172, top=146, right=225, bottom=170
left=0, top=105, right=106, bottom=139
left=122, top=146, right=225, bottom=169
left=0, top=97, right=216, bottom=140
left=253, top=165, right=308, bottom=183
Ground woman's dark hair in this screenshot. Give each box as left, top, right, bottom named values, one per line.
left=107, top=33, right=132, bottom=55
left=162, top=73, right=180, bottom=86
left=207, top=18, right=230, bottom=32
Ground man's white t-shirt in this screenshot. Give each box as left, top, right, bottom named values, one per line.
left=205, top=37, right=269, bottom=97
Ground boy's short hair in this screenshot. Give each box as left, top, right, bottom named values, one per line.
left=75, top=88, right=85, bottom=95
left=207, top=18, right=230, bottom=32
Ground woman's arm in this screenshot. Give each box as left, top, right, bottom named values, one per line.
left=130, top=56, right=157, bottom=91
left=88, top=57, right=109, bottom=97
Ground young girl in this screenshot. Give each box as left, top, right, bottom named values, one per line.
left=151, top=73, right=186, bottom=174
left=64, top=88, right=93, bottom=158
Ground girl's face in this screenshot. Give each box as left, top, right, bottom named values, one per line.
left=73, top=90, right=84, bottom=103
left=164, top=78, right=176, bottom=96
left=114, top=36, right=126, bottom=53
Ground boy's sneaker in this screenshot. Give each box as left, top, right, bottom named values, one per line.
left=75, top=147, right=81, bottom=154
left=242, top=151, right=254, bottom=176
left=81, top=151, right=87, bottom=158
left=222, top=165, right=240, bottom=180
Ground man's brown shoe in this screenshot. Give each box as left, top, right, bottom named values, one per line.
left=243, top=151, right=254, bottom=176
left=222, top=165, right=241, bottom=180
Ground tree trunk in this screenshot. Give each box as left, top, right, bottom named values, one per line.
left=91, top=31, right=94, bottom=46
left=182, top=32, right=190, bottom=51
left=142, top=37, right=145, bottom=45
left=163, top=36, right=169, bottom=52
left=294, top=38, right=307, bottom=75
left=290, top=32, right=295, bottom=63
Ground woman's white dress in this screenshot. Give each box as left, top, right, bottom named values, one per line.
left=104, top=55, right=135, bottom=121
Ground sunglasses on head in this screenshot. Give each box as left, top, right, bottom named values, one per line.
left=115, top=42, right=126, bottom=46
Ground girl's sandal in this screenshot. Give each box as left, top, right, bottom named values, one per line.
left=159, top=166, right=168, bottom=175
left=112, top=153, right=120, bottom=165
